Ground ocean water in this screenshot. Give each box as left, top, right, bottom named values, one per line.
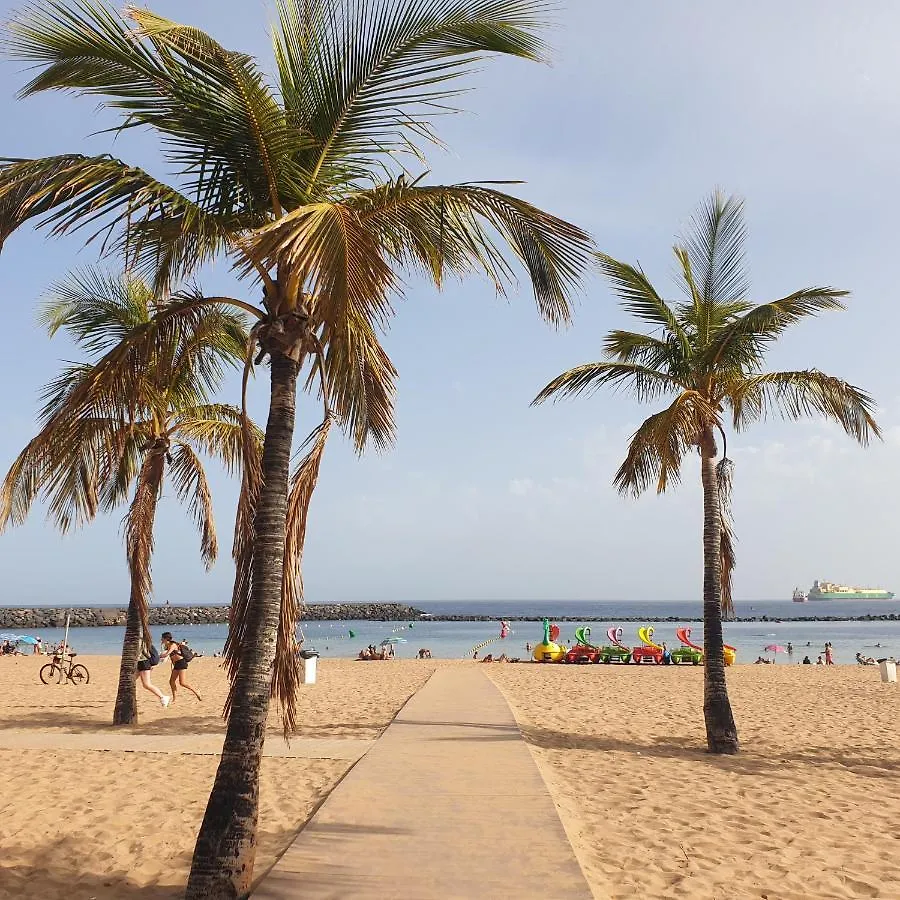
left=7, top=600, right=899, bottom=664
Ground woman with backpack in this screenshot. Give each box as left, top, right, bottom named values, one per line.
left=137, top=636, right=170, bottom=707
left=160, top=632, right=203, bottom=703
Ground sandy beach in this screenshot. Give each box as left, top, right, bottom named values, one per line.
left=490, top=664, right=900, bottom=900
left=0, top=655, right=436, bottom=899
left=2, top=656, right=899, bottom=899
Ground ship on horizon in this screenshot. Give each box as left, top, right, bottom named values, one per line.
left=792, top=588, right=807, bottom=602
left=807, top=580, right=895, bottom=601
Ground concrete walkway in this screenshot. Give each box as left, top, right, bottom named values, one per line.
left=255, top=667, right=592, bottom=900
left=0, top=729, right=372, bottom=761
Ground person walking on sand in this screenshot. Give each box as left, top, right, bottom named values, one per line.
left=137, top=637, right=170, bottom=707
left=824, top=642, right=834, bottom=666
left=159, top=632, right=202, bottom=702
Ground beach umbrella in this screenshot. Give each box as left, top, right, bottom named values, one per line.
left=15, top=635, right=38, bottom=645
left=380, top=637, right=407, bottom=645
left=764, top=644, right=786, bottom=653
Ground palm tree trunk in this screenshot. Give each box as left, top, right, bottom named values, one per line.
left=700, top=425, right=739, bottom=754
left=113, top=452, right=164, bottom=726
left=186, top=352, right=299, bottom=900
left=112, top=599, right=142, bottom=725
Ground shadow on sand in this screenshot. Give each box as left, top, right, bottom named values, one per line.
left=520, top=724, right=900, bottom=778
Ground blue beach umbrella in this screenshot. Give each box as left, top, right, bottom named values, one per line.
left=16, top=635, right=39, bottom=645
left=380, top=638, right=407, bottom=645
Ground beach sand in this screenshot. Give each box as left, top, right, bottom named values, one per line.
left=489, top=663, right=900, bottom=900
left=4, top=655, right=899, bottom=899
left=0, top=655, right=435, bottom=899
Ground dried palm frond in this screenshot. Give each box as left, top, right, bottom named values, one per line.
left=274, top=417, right=332, bottom=735
left=716, top=455, right=736, bottom=619
left=124, top=451, right=165, bottom=648
left=222, top=358, right=264, bottom=704
left=168, top=442, right=217, bottom=569
left=223, top=413, right=331, bottom=736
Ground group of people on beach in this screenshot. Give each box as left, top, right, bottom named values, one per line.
left=755, top=641, right=838, bottom=665
left=2, top=637, right=67, bottom=656
left=135, top=631, right=202, bottom=708
left=358, top=643, right=393, bottom=660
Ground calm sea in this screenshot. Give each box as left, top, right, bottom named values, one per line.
left=6, top=600, right=899, bottom=664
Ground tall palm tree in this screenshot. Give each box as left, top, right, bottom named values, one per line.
left=0, top=1, right=593, bottom=893
left=0, top=268, right=254, bottom=725
left=534, top=191, right=879, bottom=754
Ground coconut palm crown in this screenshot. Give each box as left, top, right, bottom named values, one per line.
left=0, top=268, right=255, bottom=724
left=534, top=191, right=880, bottom=754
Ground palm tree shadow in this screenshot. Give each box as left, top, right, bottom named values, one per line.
left=520, top=725, right=900, bottom=778
left=0, top=835, right=187, bottom=899
left=3, top=710, right=382, bottom=739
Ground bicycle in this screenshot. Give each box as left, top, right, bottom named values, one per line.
left=40, top=653, right=90, bottom=685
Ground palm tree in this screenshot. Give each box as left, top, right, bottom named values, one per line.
left=0, top=268, right=254, bottom=725
left=534, top=191, right=879, bottom=754
left=0, top=1, right=593, bottom=893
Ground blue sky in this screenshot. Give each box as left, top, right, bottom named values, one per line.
left=2, top=0, right=899, bottom=606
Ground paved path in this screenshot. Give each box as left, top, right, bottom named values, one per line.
left=255, top=667, right=592, bottom=899
left=0, top=730, right=372, bottom=761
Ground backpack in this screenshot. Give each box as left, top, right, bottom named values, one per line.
left=178, top=642, right=194, bottom=662
left=148, top=644, right=160, bottom=667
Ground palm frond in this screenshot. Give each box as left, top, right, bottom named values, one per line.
left=165, top=307, right=251, bottom=408
left=597, top=252, right=690, bottom=348
left=126, top=6, right=304, bottom=213
left=0, top=155, right=231, bottom=282
left=98, top=425, right=145, bottom=512
left=0, top=364, right=147, bottom=533
left=683, top=190, right=748, bottom=309
left=274, top=418, right=332, bottom=735
left=613, top=391, right=717, bottom=497
left=532, top=361, right=678, bottom=405
left=38, top=268, right=153, bottom=354
left=5, top=1, right=301, bottom=218
left=601, top=330, right=680, bottom=370
left=274, top=0, right=553, bottom=189
left=0, top=423, right=96, bottom=532
left=728, top=369, right=881, bottom=444
left=705, top=288, right=848, bottom=372
left=123, top=450, right=165, bottom=645
left=173, top=407, right=262, bottom=476
left=168, top=442, right=217, bottom=569
left=319, top=307, right=397, bottom=452
left=351, top=181, right=593, bottom=325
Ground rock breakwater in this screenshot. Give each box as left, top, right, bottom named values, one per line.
left=0, top=603, right=425, bottom=629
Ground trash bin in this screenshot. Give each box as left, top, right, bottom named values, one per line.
left=878, top=659, right=896, bottom=683
left=300, top=650, right=319, bottom=685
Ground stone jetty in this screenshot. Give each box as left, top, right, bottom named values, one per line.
left=0, top=603, right=424, bottom=629
left=1, top=605, right=896, bottom=629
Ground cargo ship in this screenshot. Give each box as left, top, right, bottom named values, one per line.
left=807, top=580, right=895, bottom=601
